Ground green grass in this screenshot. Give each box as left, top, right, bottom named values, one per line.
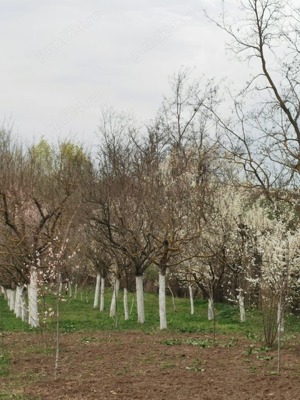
left=56, top=290, right=262, bottom=335
left=0, top=288, right=300, bottom=338
left=0, top=300, right=31, bottom=333
left=0, top=394, right=41, bottom=400
left=0, top=353, right=10, bottom=377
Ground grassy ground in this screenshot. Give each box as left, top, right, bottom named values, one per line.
left=1, top=288, right=300, bottom=337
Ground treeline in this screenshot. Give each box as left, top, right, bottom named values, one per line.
left=1, top=1, right=300, bottom=341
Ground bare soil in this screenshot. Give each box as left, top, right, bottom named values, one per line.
left=1, top=331, right=300, bottom=400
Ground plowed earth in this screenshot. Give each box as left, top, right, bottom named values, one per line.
left=1, top=331, right=300, bottom=400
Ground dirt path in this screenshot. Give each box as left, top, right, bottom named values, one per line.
left=1, top=331, right=300, bottom=399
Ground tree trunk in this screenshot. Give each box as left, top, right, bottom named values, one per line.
left=189, top=284, right=194, bottom=315
left=20, top=286, right=27, bottom=322
left=6, top=289, right=12, bottom=310
left=6, top=289, right=10, bottom=307
left=124, top=288, right=129, bottom=320
left=136, top=275, right=145, bottom=323
left=58, top=280, right=63, bottom=295
left=100, top=277, right=105, bottom=312
left=55, top=272, right=62, bottom=379
left=8, top=289, right=16, bottom=311
left=110, top=278, right=120, bottom=318
left=277, top=301, right=284, bottom=333
left=68, top=281, right=72, bottom=298
left=238, top=290, right=246, bottom=322
left=74, top=284, right=78, bottom=300
left=0, top=286, right=6, bottom=297
left=168, top=284, right=176, bottom=311
left=130, top=292, right=135, bottom=315
left=159, top=272, right=167, bottom=330
left=93, top=273, right=101, bottom=309
left=28, top=269, right=39, bottom=328
left=11, top=289, right=16, bottom=312
left=208, top=296, right=214, bottom=321
left=14, top=286, right=22, bottom=318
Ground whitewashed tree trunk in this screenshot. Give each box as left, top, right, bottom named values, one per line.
left=6, top=289, right=12, bottom=310
left=93, top=273, right=101, bottom=309
left=100, top=277, right=105, bottom=312
left=28, top=269, right=39, bottom=328
left=20, top=287, right=27, bottom=322
left=159, top=272, right=167, bottom=330
left=136, top=275, right=145, bottom=323
left=110, top=278, right=120, bottom=318
left=189, top=284, right=194, bottom=315
left=124, top=288, right=129, bottom=320
left=238, top=290, right=246, bottom=322
left=208, top=296, right=214, bottom=321
left=14, top=286, right=20, bottom=316
left=9, top=289, right=16, bottom=312
left=14, top=286, right=22, bottom=318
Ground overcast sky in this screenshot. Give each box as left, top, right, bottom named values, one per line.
left=1, top=0, right=246, bottom=151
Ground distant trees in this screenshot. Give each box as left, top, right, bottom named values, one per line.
left=0, top=133, right=92, bottom=326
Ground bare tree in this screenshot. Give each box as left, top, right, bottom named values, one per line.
left=207, top=0, right=300, bottom=190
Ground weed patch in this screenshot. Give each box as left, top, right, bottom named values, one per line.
left=161, top=338, right=215, bottom=348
